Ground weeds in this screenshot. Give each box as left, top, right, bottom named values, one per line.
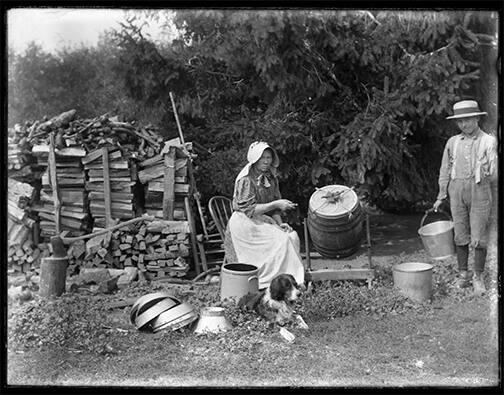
left=7, top=258, right=490, bottom=355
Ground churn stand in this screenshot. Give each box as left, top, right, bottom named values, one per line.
left=301, top=185, right=375, bottom=287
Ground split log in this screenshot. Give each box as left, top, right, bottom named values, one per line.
left=146, top=220, right=190, bottom=234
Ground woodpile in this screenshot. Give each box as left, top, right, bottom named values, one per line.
left=58, top=114, right=164, bottom=162
left=26, top=110, right=164, bottom=161
left=80, top=219, right=191, bottom=279
left=26, top=110, right=167, bottom=237
left=7, top=124, right=42, bottom=183
left=7, top=180, right=50, bottom=272
left=28, top=109, right=78, bottom=143
left=7, top=108, right=204, bottom=279
left=31, top=144, right=89, bottom=238
left=8, top=179, right=35, bottom=211
left=83, top=147, right=138, bottom=228
left=139, top=138, right=193, bottom=220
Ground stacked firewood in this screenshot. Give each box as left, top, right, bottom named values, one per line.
left=138, top=139, right=193, bottom=220
left=61, top=114, right=164, bottom=162
left=7, top=180, right=50, bottom=272
left=24, top=110, right=167, bottom=236
left=81, top=219, right=191, bottom=278
left=25, top=110, right=164, bottom=162
left=7, top=124, right=42, bottom=183
left=30, top=145, right=89, bottom=238
left=7, top=110, right=202, bottom=278
left=8, top=179, right=35, bottom=211
left=8, top=239, right=51, bottom=274
left=83, top=147, right=138, bottom=229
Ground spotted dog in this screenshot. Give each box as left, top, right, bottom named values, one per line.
left=239, top=273, right=304, bottom=326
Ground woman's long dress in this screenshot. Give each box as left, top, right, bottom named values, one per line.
left=226, top=166, right=305, bottom=289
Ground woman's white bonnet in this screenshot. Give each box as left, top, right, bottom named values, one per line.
left=247, top=141, right=279, bottom=168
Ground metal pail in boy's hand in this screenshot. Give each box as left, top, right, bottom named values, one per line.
left=307, top=184, right=365, bottom=258
left=418, top=209, right=456, bottom=260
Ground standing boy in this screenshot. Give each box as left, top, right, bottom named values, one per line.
left=433, top=100, right=497, bottom=295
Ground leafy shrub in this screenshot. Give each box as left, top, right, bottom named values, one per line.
left=8, top=10, right=496, bottom=211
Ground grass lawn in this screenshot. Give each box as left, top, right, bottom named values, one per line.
left=6, top=214, right=500, bottom=388
left=7, top=278, right=499, bottom=388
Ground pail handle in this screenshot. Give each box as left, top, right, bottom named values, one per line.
left=420, top=208, right=452, bottom=228
left=248, top=276, right=258, bottom=283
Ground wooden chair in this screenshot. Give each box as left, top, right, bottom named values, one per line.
left=196, top=196, right=234, bottom=274
left=208, top=196, right=233, bottom=241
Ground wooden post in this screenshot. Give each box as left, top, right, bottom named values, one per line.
left=366, top=212, right=372, bottom=268
left=60, top=215, right=154, bottom=244
left=169, top=92, right=185, bottom=145
left=184, top=196, right=201, bottom=275
left=303, top=218, right=311, bottom=271
left=186, top=154, right=208, bottom=238
left=365, top=212, right=373, bottom=289
left=101, top=147, right=112, bottom=228
left=163, top=147, right=176, bottom=220
left=33, top=220, right=40, bottom=245
left=48, top=133, right=61, bottom=235
left=169, top=92, right=208, bottom=238
left=196, top=234, right=208, bottom=273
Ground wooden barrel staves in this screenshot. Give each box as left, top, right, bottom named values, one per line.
left=307, top=185, right=365, bottom=258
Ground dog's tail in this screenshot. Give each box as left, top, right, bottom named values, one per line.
left=238, top=291, right=264, bottom=311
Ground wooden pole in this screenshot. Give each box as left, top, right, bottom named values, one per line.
left=366, top=212, right=372, bottom=269
left=186, top=157, right=208, bottom=238
left=60, top=215, right=155, bottom=244
left=169, top=91, right=208, bottom=238
left=184, top=196, right=201, bottom=275
left=169, top=91, right=185, bottom=145
left=196, top=234, right=208, bottom=273
left=101, top=147, right=112, bottom=228
left=48, top=133, right=61, bottom=235
left=304, top=218, right=311, bottom=271
left=162, top=148, right=176, bottom=220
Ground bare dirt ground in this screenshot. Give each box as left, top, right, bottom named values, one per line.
left=6, top=211, right=500, bottom=389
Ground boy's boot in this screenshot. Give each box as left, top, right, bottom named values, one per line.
left=457, top=270, right=470, bottom=288
left=456, top=245, right=470, bottom=288
left=473, top=247, right=487, bottom=296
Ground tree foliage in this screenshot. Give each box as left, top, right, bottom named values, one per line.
left=154, top=10, right=494, bottom=212
left=8, top=10, right=497, bottom=212
left=7, top=33, right=162, bottom=126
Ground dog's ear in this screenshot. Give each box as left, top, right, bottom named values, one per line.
left=285, top=274, right=297, bottom=287
left=270, top=275, right=295, bottom=300
left=269, top=276, right=284, bottom=301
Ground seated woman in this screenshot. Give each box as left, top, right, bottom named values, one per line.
left=226, top=141, right=305, bottom=290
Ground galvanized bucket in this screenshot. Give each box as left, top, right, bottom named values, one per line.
left=393, top=262, right=433, bottom=302
left=220, top=263, right=259, bottom=303
left=418, top=209, right=456, bottom=260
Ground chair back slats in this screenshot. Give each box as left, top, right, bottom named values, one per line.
left=208, top=196, right=233, bottom=241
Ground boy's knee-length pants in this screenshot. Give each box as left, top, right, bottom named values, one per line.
left=448, top=178, right=493, bottom=248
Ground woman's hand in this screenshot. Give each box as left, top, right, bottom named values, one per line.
left=276, top=199, right=297, bottom=212
left=279, top=223, right=293, bottom=232
left=259, top=215, right=277, bottom=225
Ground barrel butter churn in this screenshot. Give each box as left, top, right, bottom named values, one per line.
left=307, top=185, right=365, bottom=258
